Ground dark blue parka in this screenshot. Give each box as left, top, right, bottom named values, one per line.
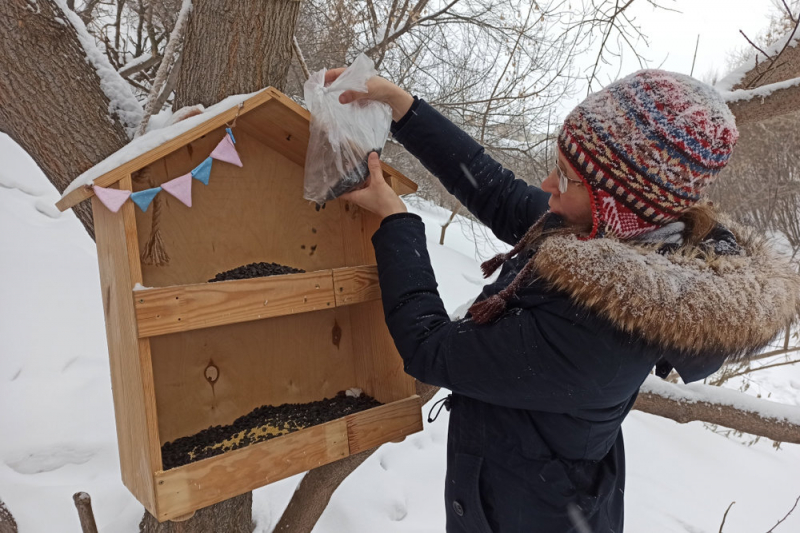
left=368, top=98, right=785, bottom=533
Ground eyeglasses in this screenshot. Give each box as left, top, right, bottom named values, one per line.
left=556, top=164, right=582, bottom=194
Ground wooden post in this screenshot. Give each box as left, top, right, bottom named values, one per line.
left=73, top=492, right=99, bottom=533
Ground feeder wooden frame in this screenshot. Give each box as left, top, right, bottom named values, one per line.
left=75, top=88, right=423, bottom=521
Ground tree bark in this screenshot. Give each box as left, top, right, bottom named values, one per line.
left=174, top=0, right=301, bottom=109
left=0, top=0, right=131, bottom=239
left=139, top=493, right=252, bottom=533
left=0, top=499, right=17, bottom=533
left=72, top=492, right=99, bottom=533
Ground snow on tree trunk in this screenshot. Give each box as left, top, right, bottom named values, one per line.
left=174, top=0, right=301, bottom=109
left=0, top=0, right=131, bottom=239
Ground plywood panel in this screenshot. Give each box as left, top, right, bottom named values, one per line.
left=346, top=396, right=423, bottom=454
left=150, top=307, right=358, bottom=444
left=338, top=203, right=416, bottom=404
left=154, top=419, right=349, bottom=521
left=135, top=271, right=335, bottom=337
left=93, top=178, right=161, bottom=516
left=135, top=127, right=345, bottom=287
left=237, top=99, right=310, bottom=169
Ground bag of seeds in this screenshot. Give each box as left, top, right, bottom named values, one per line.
left=303, top=54, right=392, bottom=204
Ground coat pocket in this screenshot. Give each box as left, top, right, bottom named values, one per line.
left=445, top=453, right=494, bottom=533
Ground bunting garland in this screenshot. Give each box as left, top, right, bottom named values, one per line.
left=92, top=128, right=241, bottom=213
left=161, top=173, right=193, bottom=207
left=131, top=187, right=161, bottom=212
left=93, top=186, right=131, bottom=213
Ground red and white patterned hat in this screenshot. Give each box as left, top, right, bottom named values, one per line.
left=558, top=70, right=739, bottom=239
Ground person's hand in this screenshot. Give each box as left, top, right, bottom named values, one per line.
left=340, top=152, right=407, bottom=219
left=324, top=68, right=414, bottom=122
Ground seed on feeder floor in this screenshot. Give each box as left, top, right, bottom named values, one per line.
left=208, top=262, right=305, bottom=282
left=161, top=391, right=382, bottom=469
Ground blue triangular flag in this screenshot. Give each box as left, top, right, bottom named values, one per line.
left=226, top=127, right=236, bottom=144
left=131, top=187, right=162, bottom=212
left=191, top=157, right=213, bottom=185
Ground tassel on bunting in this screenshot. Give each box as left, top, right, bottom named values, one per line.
left=141, top=192, right=169, bottom=266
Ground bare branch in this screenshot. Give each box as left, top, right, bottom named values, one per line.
left=765, top=494, right=800, bottom=533
left=690, top=34, right=699, bottom=76
left=136, top=0, right=192, bottom=136
left=719, top=501, right=735, bottom=533
left=292, top=36, right=311, bottom=81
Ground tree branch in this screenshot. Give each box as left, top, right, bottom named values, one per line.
left=136, top=0, right=192, bottom=136
left=766, top=494, right=800, bottom=532
left=634, top=376, right=800, bottom=445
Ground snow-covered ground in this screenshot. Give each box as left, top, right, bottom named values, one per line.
left=2, top=132, right=800, bottom=532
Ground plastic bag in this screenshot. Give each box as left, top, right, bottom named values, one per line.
left=303, top=54, right=392, bottom=204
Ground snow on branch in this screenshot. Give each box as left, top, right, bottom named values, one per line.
left=717, top=27, right=800, bottom=93
left=635, top=375, right=800, bottom=445
left=720, top=75, right=800, bottom=103
left=723, top=77, right=800, bottom=125
left=53, top=0, right=143, bottom=137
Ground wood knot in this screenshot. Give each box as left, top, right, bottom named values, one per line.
left=205, top=362, right=219, bottom=383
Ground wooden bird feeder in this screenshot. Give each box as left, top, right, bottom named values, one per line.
left=56, top=88, right=423, bottom=521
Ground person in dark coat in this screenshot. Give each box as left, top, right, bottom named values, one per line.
left=325, top=68, right=800, bottom=532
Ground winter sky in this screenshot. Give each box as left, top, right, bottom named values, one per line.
left=607, top=0, right=780, bottom=83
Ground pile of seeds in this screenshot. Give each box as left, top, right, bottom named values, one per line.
left=161, top=391, right=382, bottom=469
left=209, top=262, right=305, bottom=282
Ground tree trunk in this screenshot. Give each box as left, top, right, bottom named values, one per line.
left=174, top=0, right=301, bottom=109
left=139, top=493, right=252, bottom=533
left=0, top=0, right=131, bottom=239
left=0, top=499, right=17, bottom=533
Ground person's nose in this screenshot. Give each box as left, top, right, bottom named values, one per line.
left=542, top=169, right=559, bottom=195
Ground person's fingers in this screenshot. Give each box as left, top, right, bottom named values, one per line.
left=367, top=152, right=386, bottom=185
left=339, top=90, right=370, bottom=104
left=324, top=68, right=346, bottom=86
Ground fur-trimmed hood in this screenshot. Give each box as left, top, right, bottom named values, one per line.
left=532, top=226, right=800, bottom=361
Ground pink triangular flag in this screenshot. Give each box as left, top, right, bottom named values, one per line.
left=210, top=133, right=243, bottom=167
left=161, top=173, right=193, bottom=207
left=93, top=185, right=131, bottom=213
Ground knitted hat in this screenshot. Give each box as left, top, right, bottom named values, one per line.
left=469, top=70, right=739, bottom=324
left=558, top=69, right=739, bottom=239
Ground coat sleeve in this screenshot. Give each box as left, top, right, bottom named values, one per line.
left=372, top=213, right=623, bottom=413
left=390, top=98, right=550, bottom=246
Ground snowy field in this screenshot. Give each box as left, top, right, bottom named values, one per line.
left=2, top=132, right=800, bottom=532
